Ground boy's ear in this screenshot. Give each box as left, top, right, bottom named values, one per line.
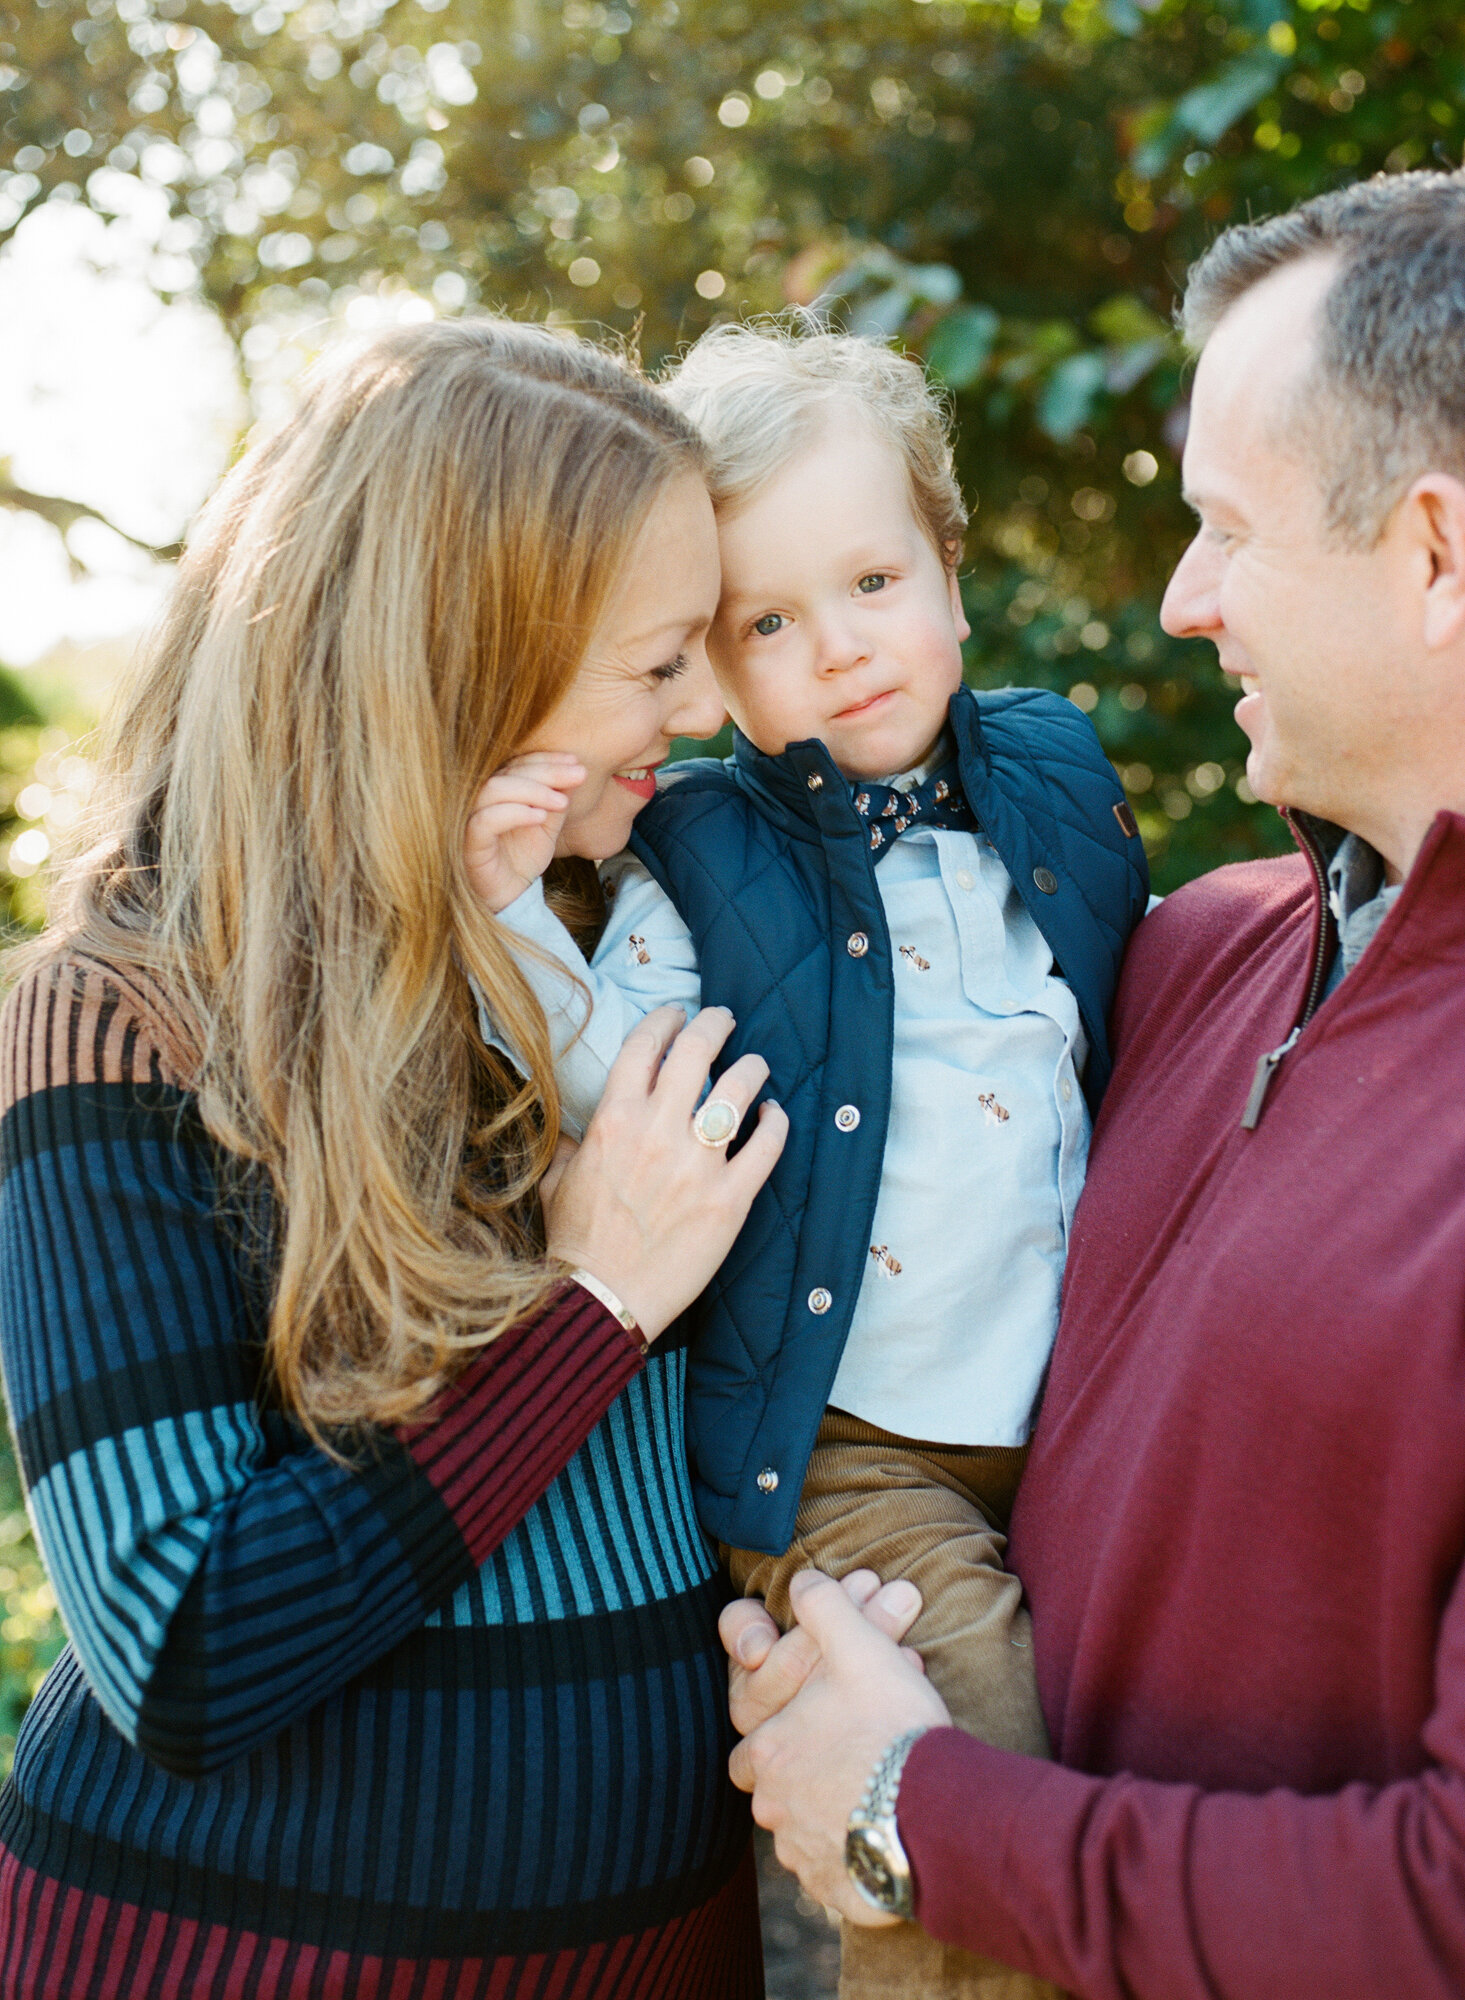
left=946, top=563, right=971, bottom=644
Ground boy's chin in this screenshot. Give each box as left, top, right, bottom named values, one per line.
left=733, top=709, right=949, bottom=781
left=834, top=726, right=948, bottom=783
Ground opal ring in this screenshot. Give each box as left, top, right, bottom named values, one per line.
left=693, top=1097, right=742, bottom=1149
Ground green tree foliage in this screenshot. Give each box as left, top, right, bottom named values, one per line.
left=0, top=665, right=46, bottom=940
left=0, top=0, right=1461, bottom=1740
left=0, top=1439, right=62, bottom=1776
left=4, top=0, right=1461, bottom=886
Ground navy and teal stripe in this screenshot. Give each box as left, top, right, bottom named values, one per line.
left=0, top=956, right=760, bottom=1996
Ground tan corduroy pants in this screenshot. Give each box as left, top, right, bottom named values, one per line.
left=726, top=1408, right=1064, bottom=2000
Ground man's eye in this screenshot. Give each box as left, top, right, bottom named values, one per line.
left=752, top=613, right=785, bottom=637
left=652, top=653, right=688, bottom=682
left=857, top=574, right=888, bottom=594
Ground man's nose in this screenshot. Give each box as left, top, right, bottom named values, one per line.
left=666, top=645, right=727, bottom=741
left=1160, top=533, right=1221, bottom=641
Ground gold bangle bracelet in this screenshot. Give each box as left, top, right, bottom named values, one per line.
left=566, top=1267, right=645, bottom=1349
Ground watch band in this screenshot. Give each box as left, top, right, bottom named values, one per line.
left=565, top=1267, right=646, bottom=1351
left=859, top=1725, right=928, bottom=1823
left=845, top=1725, right=928, bottom=1920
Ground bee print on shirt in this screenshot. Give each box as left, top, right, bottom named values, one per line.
left=627, top=934, right=651, bottom=966
left=870, top=1244, right=903, bottom=1278
left=898, top=945, right=931, bottom=972
left=978, top=1092, right=1010, bottom=1125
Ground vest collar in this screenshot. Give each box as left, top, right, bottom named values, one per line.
left=730, top=688, right=985, bottom=841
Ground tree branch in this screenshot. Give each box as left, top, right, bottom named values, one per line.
left=0, top=479, right=181, bottom=566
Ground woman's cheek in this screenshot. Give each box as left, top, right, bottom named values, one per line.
left=557, top=774, right=632, bottom=860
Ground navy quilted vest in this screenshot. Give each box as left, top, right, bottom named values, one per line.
left=630, top=685, right=1148, bottom=1553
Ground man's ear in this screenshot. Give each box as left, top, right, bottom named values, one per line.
left=945, top=559, right=971, bottom=644
left=1407, top=474, right=1465, bottom=652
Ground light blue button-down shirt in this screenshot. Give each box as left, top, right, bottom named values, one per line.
left=487, top=811, right=1090, bottom=1447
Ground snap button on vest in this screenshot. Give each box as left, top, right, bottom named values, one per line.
left=808, top=1287, right=832, bottom=1314
left=1033, top=866, right=1058, bottom=894
left=835, top=1104, right=860, bottom=1131
left=806, top=772, right=823, bottom=791
left=757, top=1467, right=779, bottom=1493
left=846, top=931, right=869, bottom=957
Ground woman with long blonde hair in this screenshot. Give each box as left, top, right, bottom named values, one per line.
left=0, top=317, right=785, bottom=1998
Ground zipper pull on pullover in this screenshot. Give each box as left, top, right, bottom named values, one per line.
left=1241, top=1025, right=1302, bottom=1130
left=1241, top=810, right=1340, bottom=1131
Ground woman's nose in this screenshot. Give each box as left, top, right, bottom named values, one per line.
left=666, top=646, right=727, bottom=741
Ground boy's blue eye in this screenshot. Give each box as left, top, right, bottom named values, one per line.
left=857, top=574, right=888, bottom=594
left=653, top=653, right=688, bottom=682
left=752, top=613, right=785, bottom=637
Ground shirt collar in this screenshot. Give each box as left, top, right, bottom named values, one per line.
left=864, top=727, right=955, bottom=799
left=1328, top=832, right=1386, bottom=922
left=1328, top=831, right=1403, bottom=979
left=727, top=692, right=979, bottom=834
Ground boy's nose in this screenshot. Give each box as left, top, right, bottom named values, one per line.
left=814, top=617, right=872, bottom=674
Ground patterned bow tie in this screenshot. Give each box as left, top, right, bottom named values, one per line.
left=852, top=761, right=977, bottom=858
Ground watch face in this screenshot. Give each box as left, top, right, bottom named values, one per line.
left=845, top=1819, right=915, bottom=1921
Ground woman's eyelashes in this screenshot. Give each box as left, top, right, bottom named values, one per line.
left=651, top=652, right=689, bottom=682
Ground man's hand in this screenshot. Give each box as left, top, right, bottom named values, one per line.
left=464, top=752, right=585, bottom=912
left=722, top=1569, right=925, bottom=1737
left=725, top=1568, right=951, bottom=1924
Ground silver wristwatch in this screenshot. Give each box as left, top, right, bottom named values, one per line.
left=844, top=1727, right=928, bottom=1919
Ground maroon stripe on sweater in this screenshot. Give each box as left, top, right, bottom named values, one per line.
left=391, top=1284, right=645, bottom=1568
left=0, top=1845, right=762, bottom=2000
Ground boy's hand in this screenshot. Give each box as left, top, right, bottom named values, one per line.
left=465, top=753, right=586, bottom=912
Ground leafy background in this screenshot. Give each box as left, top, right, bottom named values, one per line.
left=0, top=0, right=1459, bottom=1763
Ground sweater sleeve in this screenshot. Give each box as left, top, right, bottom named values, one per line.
left=900, top=1601, right=1465, bottom=2000
left=0, top=957, right=644, bottom=1778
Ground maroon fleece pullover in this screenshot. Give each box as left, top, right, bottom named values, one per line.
left=898, top=810, right=1465, bottom=1999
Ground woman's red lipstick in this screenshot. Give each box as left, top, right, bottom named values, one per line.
left=612, top=763, right=661, bottom=801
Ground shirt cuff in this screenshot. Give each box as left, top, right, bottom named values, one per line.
left=495, top=876, right=552, bottom=938
left=473, top=880, right=592, bottom=1078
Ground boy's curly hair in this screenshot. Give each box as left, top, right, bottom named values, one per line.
left=662, top=318, right=968, bottom=566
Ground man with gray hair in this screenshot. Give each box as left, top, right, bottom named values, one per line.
left=721, top=169, right=1465, bottom=1998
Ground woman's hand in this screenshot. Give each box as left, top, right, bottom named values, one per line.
left=464, top=752, right=586, bottom=913
left=542, top=1004, right=788, bottom=1342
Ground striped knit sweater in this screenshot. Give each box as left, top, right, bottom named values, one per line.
left=0, top=954, right=761, bottom=1999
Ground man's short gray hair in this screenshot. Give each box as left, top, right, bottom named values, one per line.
left=1181, top=169, right=1465, bottom=546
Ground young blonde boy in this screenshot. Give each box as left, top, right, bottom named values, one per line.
left=467, top=326, right=1148, bottom=1998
